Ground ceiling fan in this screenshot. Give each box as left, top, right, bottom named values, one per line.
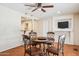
left=24, top=3, right=54, bottom=12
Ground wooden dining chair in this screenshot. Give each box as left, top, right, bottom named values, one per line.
left=46, top=35, right=65, bottom=56
left=29, top=31, right=38, bottom=47
left=47, top=32, right=55, bottom=47
left=25, top=31, right=42, bottom=56
left=22, top=34, right=30, bottom=56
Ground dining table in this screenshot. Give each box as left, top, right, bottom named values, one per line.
left=32, top=37, right=54, bottom=55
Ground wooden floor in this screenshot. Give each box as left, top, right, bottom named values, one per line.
left=0, top=44, right=79, bottom=56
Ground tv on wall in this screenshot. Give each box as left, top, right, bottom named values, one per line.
left=58, top=21, right=69, bottom=28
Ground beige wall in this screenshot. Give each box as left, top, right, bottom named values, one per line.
left=37, top=20, right=43, bottom=36
left=48, top=17, right=53, bottom=31
left=73, top=13, right=79, bottom=45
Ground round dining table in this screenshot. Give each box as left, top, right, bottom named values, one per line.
left=32, top=39, right=54, bottom=55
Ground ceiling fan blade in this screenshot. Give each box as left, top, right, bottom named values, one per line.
left=41, top=8, right=46, bottom=12
left=42, top=5, right=54, bottom=8
left=32, top=8, right=38, bottom=12
left=24, top=4, right=36, bottom=7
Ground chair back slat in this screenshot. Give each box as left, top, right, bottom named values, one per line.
left=47, top=32, right=55, bottom=46
left=47, top=32, right=55, bottom=41
left=29, top=31, right=37, bottom=41
left=57, top=35, right=65, bottom=55
left=22, top=34, right=30, bottom=44
left=47, top=32, right=55, bottom=38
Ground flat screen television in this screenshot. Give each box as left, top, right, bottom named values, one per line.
left=58, top=21, right=69, bottom=28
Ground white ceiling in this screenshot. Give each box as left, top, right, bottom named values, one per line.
left=0, top=3, right=79, bottom=18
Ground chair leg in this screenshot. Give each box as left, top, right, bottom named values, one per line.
left=47, top=52, right=50, bottom=56
left=62, top=52, right=64, bottom=56
left=24, top=44, right=26, bottom=56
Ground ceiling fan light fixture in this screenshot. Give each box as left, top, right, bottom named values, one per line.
left=57, top=11, right=62, bottom=14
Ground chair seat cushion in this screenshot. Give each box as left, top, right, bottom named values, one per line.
left=46, top=47, right=58, bottom=54
left=26, top=47, right=42, bottom=56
